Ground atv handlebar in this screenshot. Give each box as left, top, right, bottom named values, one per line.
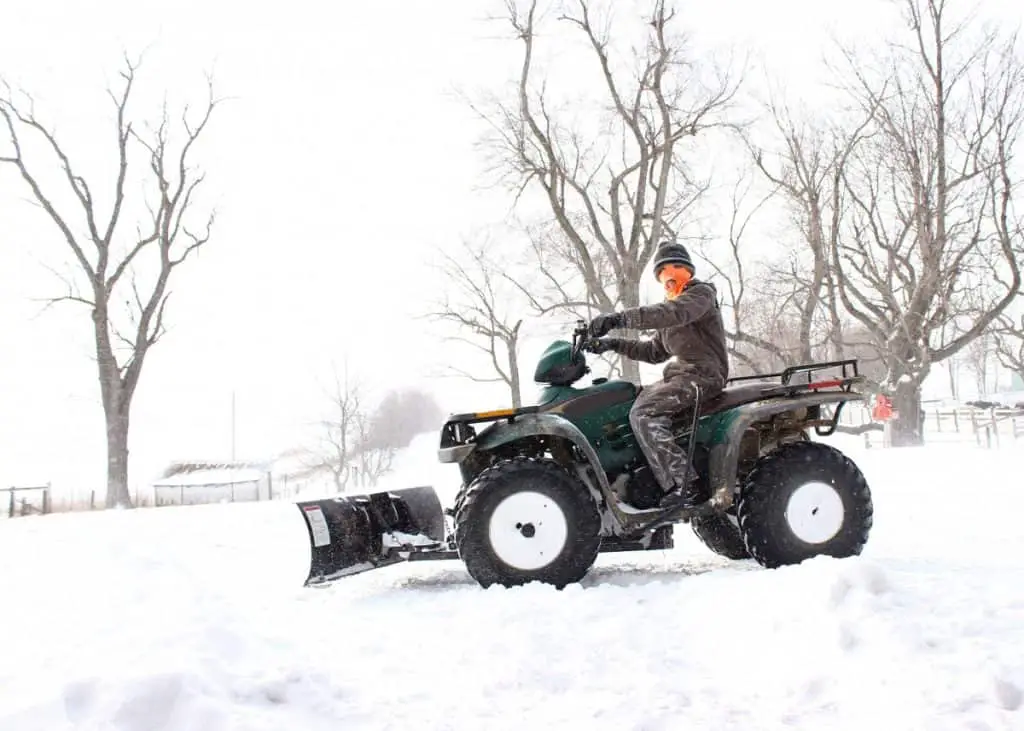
left=571, top=319, right=592, bottom=361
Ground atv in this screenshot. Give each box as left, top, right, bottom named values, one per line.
left=297, top=320, right=874, bottom=589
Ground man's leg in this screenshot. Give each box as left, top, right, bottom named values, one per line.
left=629, top=377, right=703, bottom=508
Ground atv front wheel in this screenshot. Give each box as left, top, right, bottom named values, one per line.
left=454, top=456, right=602, bottom=589
left=690, top=513, right=749, bottom=560
left=737, top=441, right=872, bottom=568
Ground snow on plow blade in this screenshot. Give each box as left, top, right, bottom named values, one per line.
left=298, top=486, right=447, bottom=586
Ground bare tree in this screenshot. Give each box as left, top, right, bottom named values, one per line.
left=309, top=361, right=364, bottom=493
left=742, top=94, right=879, bottom=363
left=349, top=387, right=443, bottom=488
left=472, top=0, right=740, bottom=383
left=840, top=323, right=889, bottom=385
left=695, top=170, right=865, bottom=377
left=425, top=237, right=526, bottom=407
left=350, top=409, right=396, bottom=490
left=992, top=314, right=1024, bottom=387
left=944, top=354, right=961, bottom=401
left=0, top=55, right=220, bottom=507
left=306, top=362, right=402, bottom=493
left=502, top=219, right=625, bottom=379
left=962, top=331, right=992, bottom=397
left=693, top=172, right=804, bottom=374
left=828, top=0, right=1023, bottom=445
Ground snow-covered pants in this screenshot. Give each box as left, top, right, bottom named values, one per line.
left=628, top=374, right=721, bottom=493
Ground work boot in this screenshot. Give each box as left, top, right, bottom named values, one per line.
left=658, top=475, right=704, bottom=511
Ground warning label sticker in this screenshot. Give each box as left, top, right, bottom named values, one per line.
left=303, top=506, right=331, bottom=547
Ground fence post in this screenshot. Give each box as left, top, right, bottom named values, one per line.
left=8, top=488, right=14, bottom=519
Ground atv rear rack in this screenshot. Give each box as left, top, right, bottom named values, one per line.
left=728, top=358, right=860, bottom=387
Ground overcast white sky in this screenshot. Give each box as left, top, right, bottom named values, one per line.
left=1, top=0, right=1018, bottom=499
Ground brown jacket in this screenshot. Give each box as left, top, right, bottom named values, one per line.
left=608, top=279, right=729, bottom=387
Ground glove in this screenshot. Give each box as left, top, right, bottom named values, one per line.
left=583, top=337, right=617, bottom=354
left=588, top=312, right=624, bottom=338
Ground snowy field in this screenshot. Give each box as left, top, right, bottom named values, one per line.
left=1, top=435, right=1023, bottom=730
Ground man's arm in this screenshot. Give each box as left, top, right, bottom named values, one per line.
left=620, top=282, right=717, bottom=331
left=598, top=334, right=670, bottom=364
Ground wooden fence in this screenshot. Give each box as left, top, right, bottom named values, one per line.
left=0, top=484, right=51, bottom=518
left=837, top=403, right=1024, bottom=447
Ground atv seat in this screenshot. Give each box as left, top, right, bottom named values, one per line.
left=654, top=381, right=783, bottom=434
left=634, top=380, right=782, bottom=422
left=662, top=381, right=783, bottom=433
left=698, top=381, right=781, bottom=416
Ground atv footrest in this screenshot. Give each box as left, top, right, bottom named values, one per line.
left=406, top=550, right=459, bottom=562
left=599, top=541, right=656, bottom=553
left=599, top=525, right=674, bottom=552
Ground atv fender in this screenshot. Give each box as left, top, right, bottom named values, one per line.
left=449, top=413, right=615, bottom=497
left=706, top=392, right=861, bottom=510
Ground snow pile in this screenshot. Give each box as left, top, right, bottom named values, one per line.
left=1, top=439, right=1023, bottom=730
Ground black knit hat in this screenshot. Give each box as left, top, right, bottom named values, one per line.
left=651, top=241, right=695, bottom=279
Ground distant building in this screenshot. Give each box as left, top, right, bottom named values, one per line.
left=151, top=461, right=273, bottom=506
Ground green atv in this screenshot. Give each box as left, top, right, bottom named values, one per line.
left=297, top=320, right=874, bottom=589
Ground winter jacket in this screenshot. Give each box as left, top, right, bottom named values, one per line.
left=607, top=279, right=729, bottom=387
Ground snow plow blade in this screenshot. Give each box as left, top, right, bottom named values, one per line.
left=298, top=486, right=448, bottom=586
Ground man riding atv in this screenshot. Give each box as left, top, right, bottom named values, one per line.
left=585, top=240, right=729, bottom=511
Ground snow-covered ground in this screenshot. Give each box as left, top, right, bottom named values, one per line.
left=2, top=435, right=1023, bottom=730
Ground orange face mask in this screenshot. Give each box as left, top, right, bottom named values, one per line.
left=657, top=264, right=692, bottom=300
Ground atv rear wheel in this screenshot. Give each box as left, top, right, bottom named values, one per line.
left=454, top=456, right=602, bottom=589
left=737, top=441, right=872, bottom=569
left=690, top=513, right=749, bottom=560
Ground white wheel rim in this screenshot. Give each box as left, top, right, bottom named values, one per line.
left=784, top=481, right=845, bottom=544
left=487, top=491, right=569, bottom=571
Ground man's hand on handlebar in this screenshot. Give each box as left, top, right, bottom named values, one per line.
left=588, top=312, right=625, bottom=338
left=583, top=337, right=616, bottom=355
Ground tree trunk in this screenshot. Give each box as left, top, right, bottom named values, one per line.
left=618, top=277, right=643, bottom=385
left=105, top=409, right=133, bottom=508
left=331, top=465, right=346, bottom=493
left=95, top=309, right=134, bottom=509
left=889, top=378, right=925, bottom=447
left=619, top=338, right=642, bottom=385
left=825, top=271, right=845, bottom=360
left=509, top=344, right=522, bottom=408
